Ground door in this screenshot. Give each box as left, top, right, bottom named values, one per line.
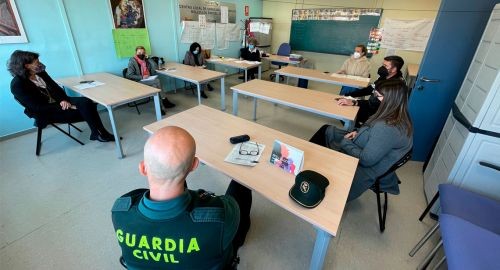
left=409, top=0, right=500, bottom=161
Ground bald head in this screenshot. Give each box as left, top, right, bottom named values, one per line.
left=143, top=126, right=197, bottom=183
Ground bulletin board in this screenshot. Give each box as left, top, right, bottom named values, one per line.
left=290, top=8, right=382, bottom=55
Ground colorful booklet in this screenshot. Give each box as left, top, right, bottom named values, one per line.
left=269, top=140, right=304, bottom=175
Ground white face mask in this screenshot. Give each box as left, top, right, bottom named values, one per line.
left=353, top=52, right=361, bottom=59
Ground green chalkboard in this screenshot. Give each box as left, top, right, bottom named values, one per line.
left=290, top=14, right=381, bottom=55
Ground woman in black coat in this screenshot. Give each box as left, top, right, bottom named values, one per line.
left=9, top=50, right=115, bottom=142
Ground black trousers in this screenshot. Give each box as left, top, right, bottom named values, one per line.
left=226, top=180, right=252, bottom=253
left=309, top=124, right=330, bottom=147
left=40, top=97, right=107, bottom=135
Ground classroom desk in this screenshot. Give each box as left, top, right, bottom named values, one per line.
left=143, top=105, right=358, bottom=270
left=406, top=63, right=420, bottom=89
left=231, top=79, right=359, bottom=130
left=156, top=63, right=227, bottom=110
left=275, top=66, right=370, bottom=89
left=57, top=72, right=162, bottom=159
left=205, top=57, right=262, bottom=82
left=261, top=54, right=305, bottom=66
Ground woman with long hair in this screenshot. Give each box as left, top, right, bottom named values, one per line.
left=310, top=80, right=413, bottom=201
left=183, top=42, right=213, bottom=99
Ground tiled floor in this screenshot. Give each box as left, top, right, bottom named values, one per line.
left=0, top=71, right=443, bottom=269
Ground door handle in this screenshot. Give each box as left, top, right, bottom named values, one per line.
left=420, top=77, right=440, bottom=83
left=479, top=161, right=500, bottom=172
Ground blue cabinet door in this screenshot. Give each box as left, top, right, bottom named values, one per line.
left=409, top=0, right=500, bottom=161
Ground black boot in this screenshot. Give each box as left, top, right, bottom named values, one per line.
left=201, top=91, right=208, bottom=99
left=162, top=97, right=176, bottom=108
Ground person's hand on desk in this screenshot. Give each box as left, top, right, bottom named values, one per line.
left=336, top=98, right=356, bottom=106
left=344, top=131, right=357, bottom=140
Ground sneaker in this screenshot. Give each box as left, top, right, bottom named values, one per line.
left=201, top=91, right=208, bottom=99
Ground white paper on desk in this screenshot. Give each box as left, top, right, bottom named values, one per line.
left=346, top=75, right=369, bottom=82
left=220, top=6, right=228, bottom=24
left=244, top=61, right=261, bottom=64
left=224, top=142, right=265, bottom=167
left=73, top=81, right=105, bottom=90
left=225, top=57, right=237, bottom=61
left=209, top=58, right=223, bottom=62
left=140, top=75, right=158, bottom=82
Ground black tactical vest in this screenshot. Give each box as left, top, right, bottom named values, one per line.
left=111, top=189, right=232, bottom=270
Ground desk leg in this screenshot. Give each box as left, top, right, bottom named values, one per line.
left=258, top=65, right=262, bottom=80
left=253, top=98, right=257, bottom=121
left=232, top=91, right=239, bottom=116
left=275, top=73, right=280, bottom=83
left=245, top=70, right=248, bottom=82
left=309, top=228, right=332, bottom=270
left=153, top=94, right=162, bottom=120
left=107, top=106, right=124, bottom=159
left=220, top=77, right=226, bottom=111
left=196, top=84, right=202, bottom=105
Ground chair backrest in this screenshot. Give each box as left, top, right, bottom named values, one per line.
left=277, top=43, right=291, bottom=56
left=122, top=68, right=128, bottom=78
left=377, top=148, right=413, bottom=180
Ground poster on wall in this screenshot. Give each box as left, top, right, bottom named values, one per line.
left=109, top=0, right=146, bottom=28
left=112, top=28, right=151, bottom=58
left=381, top=19, right=434, bottom=51
left=0, top=0, right=28, bottom=44
left=179, top=0, right=236, bottom=23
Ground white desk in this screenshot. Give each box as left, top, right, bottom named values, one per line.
left=143, top=105, right=358, bottom=270
left=156, top=63, right=227, bottom=110
left=275, top=66, right=370, bottom=89
left=57, top=73, right=162, bottom=159
left=231, top=79, right=359, bottom=130
left=206, top=57, right=262, bottom=82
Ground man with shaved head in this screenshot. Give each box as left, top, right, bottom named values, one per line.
left=112, top=126, right=251, bottom=270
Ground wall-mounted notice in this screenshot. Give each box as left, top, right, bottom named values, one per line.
left=381, top=19, right=434, bottom=51
left=198, top=14, right=207, bottom=28
left=179, top=0, right=236, bottom=23
left=112, top=28, right=151, bottom=58
left=221, top=6, right=229, bottom=24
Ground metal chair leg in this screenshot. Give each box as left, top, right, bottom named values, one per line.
left=69, top=123, right=83, bottom=132
left=431, top=256, right=446, bottom=270
left=417, top=239, right=443, bottom=270
left=419, top=192, right=440, bottom=221
left=409, top=223, right=440, bottom=257
left=36, top=127, right=42, bottom=156
left=382, top=192, right=388, bottom=232
left=375, top=181, right=384, bottom=232
left=51, top=124, right=85, bottom=145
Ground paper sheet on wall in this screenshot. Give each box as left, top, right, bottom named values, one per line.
left=198, top=15, right=207, bottom=28
left=199, top=22, right=215, bottom=49
left=260, top=23, right=271, bottom=34
left=249, top=22, right=261, bottom=33
left=220, top=6, right=229, bottom=24
left=112, top=29, right=151, bottom=58
left=381, top=19, right=434, bottom=51
left=216, top=24, right=228, bottom=49
left=226, top=24, right=240, bottom=41
left=181, top=21, right=201, bottom=44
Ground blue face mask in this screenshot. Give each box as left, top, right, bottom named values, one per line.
left=249, top=45, right=255, bottom=50
left=193, top=50, right=199, bottom=55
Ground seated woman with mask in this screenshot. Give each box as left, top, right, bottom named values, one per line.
left=239, top=37, right=261, bottom=81
left=183, top=42, right=213, bottom=99
left=337, top=44, right=371, bottom=96
left=9, top=50, right=115, bottom=142
left=310, top=80, right=413, bottom=202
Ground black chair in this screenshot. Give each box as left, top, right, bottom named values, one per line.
left=122, top=68, right=151, bottom=115
left=371, top=149, right=413, bottom=232
left=14, top=97, right=84, bottom=156
left=119, top=256, right=127, bottom=268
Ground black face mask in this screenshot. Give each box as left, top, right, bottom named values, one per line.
left=377, top=66, right=389, bottom=78
left=137, top=54, right=145, bottom=60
